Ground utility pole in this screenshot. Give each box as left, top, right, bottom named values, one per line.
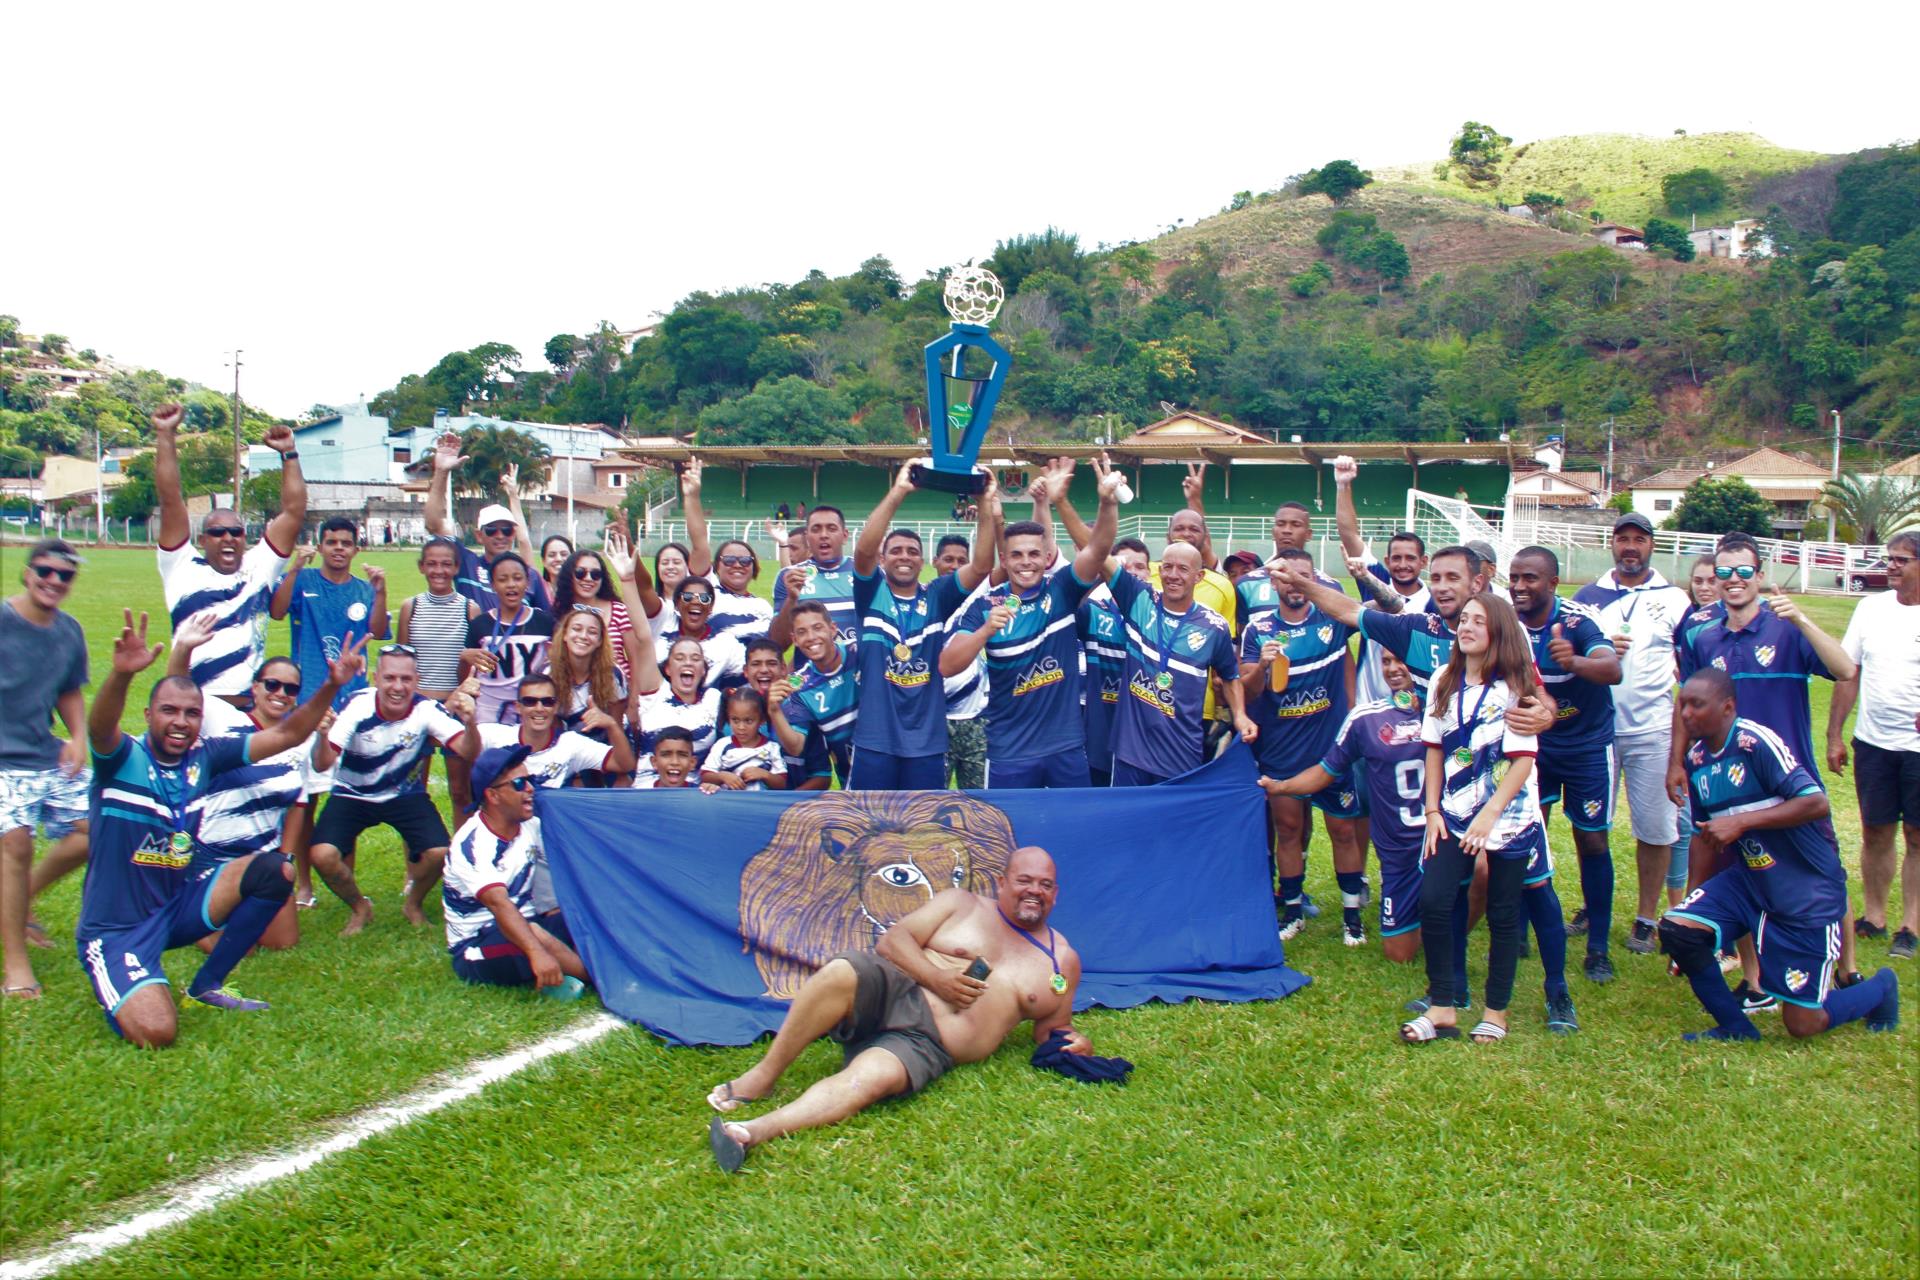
left=1827, top=408, right=1840, bottom=543
left=227, top=349, right=245, bottom=510
left=93, top=427, right=105, bottom=543
left=1603, top=417, right=1616, bottom=502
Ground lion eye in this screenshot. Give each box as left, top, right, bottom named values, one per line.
left=951, top=865, right=966, bottom=888
left=873, top=863, right=928, bottom=890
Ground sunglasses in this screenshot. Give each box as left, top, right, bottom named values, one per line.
left=571, top=604, right=605, bottom=617
left=1888, top=554, right=1916, bottom=568
left=572, top=566, right=604, bottom=580
left=519, top=695, right=558, bottom=708
left=384, top=643, right=418, bottom=657
left=679, top=592, right=714, bottom=604
left=1713, top=565, right=1757, bottom=580
left=29, top=564, right=77, bottom=583
left=204, top=526, right=246, bottom=538
left=481, top=524, right=516, bottom=537
left=256, top=677, right=298, bottom=695
left=718, top=554, right=755, bottom=568
left=490, top=775, right=535, bottom=792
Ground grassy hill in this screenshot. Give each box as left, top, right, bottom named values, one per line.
left=1374, top=130, right=1831, bottom=228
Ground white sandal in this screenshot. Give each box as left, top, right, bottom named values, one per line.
left=1400, top=1014, right=1461, bottom=1043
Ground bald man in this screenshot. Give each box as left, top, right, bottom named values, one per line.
left=706, top=846, right=1090, bottom=1171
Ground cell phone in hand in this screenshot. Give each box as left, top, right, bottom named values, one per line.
left=964, top=956, right=991, bottom=981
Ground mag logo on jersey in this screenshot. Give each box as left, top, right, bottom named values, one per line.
left=1011, top=657, right=1065, bottom=698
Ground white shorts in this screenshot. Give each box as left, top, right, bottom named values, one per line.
left=1611, top=731, right=1679, bottom=846
left=0, top=766, right=91, bottom=839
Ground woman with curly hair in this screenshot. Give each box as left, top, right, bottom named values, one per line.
left=552, top=547, right=635, bottom=675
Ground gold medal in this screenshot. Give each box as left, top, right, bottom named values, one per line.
left=169, top=831, right=192, bottom=855
left=893, top=643, right=912, bottom=662
left=787, top=673, right=805, bottom=691
left=1453, top=746, right=1473, bottom=766
left=1050, top=973, right=1068, bottom=995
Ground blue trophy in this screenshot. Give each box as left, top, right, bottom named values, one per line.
left=913, top=265, right=1009, bottom=494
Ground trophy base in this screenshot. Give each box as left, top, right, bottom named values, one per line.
left=908, top=461, right=988, bottom=495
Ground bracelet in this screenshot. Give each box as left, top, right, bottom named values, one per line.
left=1425, top=809, right=1442, bottom=816
left=282, top=451, right=299, bottom=460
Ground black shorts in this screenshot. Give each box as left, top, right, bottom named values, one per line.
left=828, top=950, right=953, bottom=1094
left=450, top=913, right=575, bottom=986
left=311, top=792, right=450, bottom=862
left=1854, top=739, right=1920, bottom=827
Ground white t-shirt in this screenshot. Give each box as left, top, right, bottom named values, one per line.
left=1573, top=569, right=1693, bottom=738
left=1421, top=676, right=1543, bottom=852
left=158, top=538, right=290, bottom=696
left=654, top=629, right=746, bottom=689
left=1841, top=590, right=1920, bottom=752
left=443, top=812, right=540, bottom=951
left=702, top=735, right=786, bottom=789
left=633, top=685, right=722, bottom=781
left=476, top=723, right=612, bottom=787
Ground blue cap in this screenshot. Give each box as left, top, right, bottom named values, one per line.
left=470, top=744, right=531, bottom=797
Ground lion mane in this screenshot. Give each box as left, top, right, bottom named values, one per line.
left=738, top=791, right=1016, bottom=999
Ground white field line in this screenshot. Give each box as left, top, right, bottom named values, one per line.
left=1, top=1011, right=624, bottom=1280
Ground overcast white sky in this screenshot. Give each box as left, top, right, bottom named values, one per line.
left=8, top=1, right=1913, bottom=416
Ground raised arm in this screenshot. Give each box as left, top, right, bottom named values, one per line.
left=364, top=564, right=391, bottom=639
left=1332, top=455, right=1366, bottom=561
left=152, top=403, right=189, bottom=549
left=1274, top=558, right=1364, bottom=630
left=855, top=463, right=916, bottom=576
left=165, top=608, right=221, bottom=678
left=957, top=477, right=1000, bottom=593
left=425, top=430, right=467, bottom=539
left=90, top=610, right=165, bottom=756
left=1768, top=586, right=1856, bottom=682
left=603, top=530, right=662, bottom=694
left=766, top=563, right=808, bottom=653
left=270, top=546, right=315, bottom=621
left=681, top=459, right=712, bottom=577
left=1070, top=455, right=1125, bottom=583
left=500, top=463, right=537, bottom=566
left=1347, top=555, right=1405, bottom=612
left=262, top=424, right=306, bottom=554
left=249, top=635, right=366, bottom=760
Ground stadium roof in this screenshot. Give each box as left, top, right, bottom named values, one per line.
left=606, top=440, right=1518, bottom=468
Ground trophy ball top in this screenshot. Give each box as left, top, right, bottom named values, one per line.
left=942, top=265, right=1005, bottom=328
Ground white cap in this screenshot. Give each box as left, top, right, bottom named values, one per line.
left=475, top=504, right=516, bottom=529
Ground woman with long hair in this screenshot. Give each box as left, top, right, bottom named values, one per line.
left=1404, top=593, right=1548, bottom=1045
left=396, top=537, right=479, bottom=699
left=546, top=605, right=630, bottom=740
left=552, top=548, right=635, bottom=674
left=635, top=540, right=693, bottom=633
left=539, top=534, right=575, bottom=603
left=656, top=575, right=746, bottom=688
left=1686, top=554, right=1721, bottom=615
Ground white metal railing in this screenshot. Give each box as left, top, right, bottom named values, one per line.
left=656, top=514, right=1418, bottom=550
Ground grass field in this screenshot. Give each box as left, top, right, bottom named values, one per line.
left=0, top=544, right=1913, bottom=1277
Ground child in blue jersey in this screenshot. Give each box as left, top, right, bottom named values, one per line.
left=1107, top=542, right=1257, bottom=786
left=1240, top=550, right=1366, bottom=944
left=75, top=610, right=358, bottom=1046
left=942, top=455, right=1127, bottom=789
left=770, top=604, right=860, bottom=788
left=1404, top=594, right=1549, bottom=1045
left=269, top=517, right=390, bottom=707
left=771, top=505, right=860, bottom=647
left=1508, top=547, right=1625, bottom=984
left=1663, top=668, right=1897, bottom=1040
left=846, top=467, right=997, bottom=789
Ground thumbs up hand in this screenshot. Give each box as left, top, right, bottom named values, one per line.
left=1546, top=621, right=1576, bottom=667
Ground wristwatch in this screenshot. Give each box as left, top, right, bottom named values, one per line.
left=282, top=450, right=300, bottom=460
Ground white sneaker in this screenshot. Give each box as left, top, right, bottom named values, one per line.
left=1343, top=922, right=1366, bottom=947
left=1279, top=916, right=1306, bottom=942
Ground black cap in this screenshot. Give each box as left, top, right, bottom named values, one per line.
left=1613, top=511, right=1656, bottom=535
left=470, top=744, right=532, bottom=797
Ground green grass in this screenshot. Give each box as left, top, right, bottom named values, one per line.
left=1, top=547, right=1914, bottom=1277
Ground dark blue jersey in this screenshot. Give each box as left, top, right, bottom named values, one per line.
left=1078, top=590, right=1127, bottom=773
left=1685, top=717, right=1844, bottom=921
left=1521, top=597, right=1617, bottom=753
left=780, top=641, right=860, bottom=750
left=773, top=557, right=859, bottom=645
left=453, top=544, right=551, bottom=615
left=1240, top=606, right=1355, bottom=777
left=285, top=567, right=377, bottom=707
left=1356, top=609, right=1456, bottom=691
left=1109, top=569, right=1240, bottom=777
left=1677, top=604, right=1831, bottom=777
left=1320, top=695, right=1428, bottom=869
left=851, top=568, right=968, bottom=757
left=78, top=733, right=250, bottom=937
left=958, top=566, right=1098, bottom=762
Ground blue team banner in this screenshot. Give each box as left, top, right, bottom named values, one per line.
left=537, top=744, right=1309, bottom=1046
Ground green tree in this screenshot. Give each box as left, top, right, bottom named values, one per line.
left=697, top=376, right=855, bottom=446
left=40, top=334, right=68, bottom=356
left=1816, top=473, right=1920, bottom=545
left=1227, top=191, right=1253, bottom=212
left=1829, top=143, right=1920, bottom=246
left=544, top=333, right=580, bottom=371
left=1448, top=121, right=1511, bottom=186
left=449, top=426, right=551, bottom=498
left=1289, top=261, right=1332, bottom=297
left=1668, top=475, right=1774, bottom=537
left=242, top=470, right=283, bottom=521
left=658, top=301, right=762, bottom=398
left=1836, top=245, right=1893, bottom=346
left=986, top=228, right=1086, bottom=294
left=843, top=255, right=903, bottom=313
left=1354, top=233, right=1411, bottom=291
left=1661, top=167, right=1730, bottom=216
left=107, top=436, right=234, bottom=518
left=1643, top=218, right=1696, bottom=261
left=1522, top=191, right=1565, bottom=219
left=1298, top=159, right=1372, bottom=202
left=0, top=315, right=18, bottom=347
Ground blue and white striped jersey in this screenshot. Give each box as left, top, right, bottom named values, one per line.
left=196, top=699, right=313, bottom=862
left=443, top=813, right=540, bottom=952
left=1420, top=677, right=1542, bottom=856
left=158, top=538, right=290, bottom=696
left=709, top=589, right=775, bottom=644
left=325, top=691, right=468, bottom=802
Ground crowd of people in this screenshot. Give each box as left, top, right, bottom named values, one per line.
left=1, top=405, right=1912, bottom=1076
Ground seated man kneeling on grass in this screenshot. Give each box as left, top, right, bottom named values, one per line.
left=705, top=846, right=1089, bottom=1172
left=442, top=745, right=590, bottom=994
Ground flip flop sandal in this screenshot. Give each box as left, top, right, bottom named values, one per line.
left=1469, top=1020, right=1509, bottom=1043
left=708, top=1081, right=769, bottom=1113
left=2, top=983, right=44, bottom=1000
left=709, top=1115, right=748, bottom=1173
left=294, top=895, right=319, bottom=909
left=23, top=920, right=53, bottom=949
left=1400, top=1014, right=1460, bottom=1044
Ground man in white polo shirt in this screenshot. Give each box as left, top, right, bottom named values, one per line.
left=1828, top=530, right=1920, bottom=959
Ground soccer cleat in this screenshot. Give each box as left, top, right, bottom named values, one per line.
left=1730, top=980, right=1776, bottom=1014
left=1545, top=990, right=1579, bottom=1035
left=1566, top=907, right=1590, bottom=938
left=1890, top=929, right=1918, bottom=961
left=1626, top=920, right=1658, bottom=954
left=1301, top=892, right=1321, bottom=919
left=1583, top=952, right=1615, bottom=984
left=1278, top=915, right=1306, bottom=942
left=1854, top=917, right=1888, bottom=940
left=1342, top=920, right=1366, bottom=947
left=184, top=985, right=270, bottom=1012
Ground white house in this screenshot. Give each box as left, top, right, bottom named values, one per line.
left=1631, top=447, right=1829, bottom=531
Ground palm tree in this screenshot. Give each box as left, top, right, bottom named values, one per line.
left=1818, top=473, right=1920, bottom=546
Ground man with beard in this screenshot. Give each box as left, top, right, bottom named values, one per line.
left=845, top=467, right=997, bottom=789
left=770, top=505, right=858, bottom=647
left=704, top=846, right=1092, bottom=1172
left=152, top=402, right=306, bottom=702
left=1573, top=513, right=1695, bottom=955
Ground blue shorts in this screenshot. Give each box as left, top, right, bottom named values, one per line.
left=1669, top=868, right=1841, bottom=1008
left=846, top=747, right=947, bottom=791
left=1521, top=830, right=1555, bottom=887
left=1109, top=757, right=1174, bottom=788
left=1380, top=847, right=1431, bottom=936
left=450, top=913, right=576, bottom=987
left=1258, top=760, right=1364, bottom=819
left=76, top=866, right=221, bottom=1021
left=987, top=747, right=1090, bottom=790
left=1537, top=743, right=1617, bottom=831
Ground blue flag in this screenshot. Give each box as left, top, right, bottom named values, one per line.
left=537, top=743, right=1309, bottom=1046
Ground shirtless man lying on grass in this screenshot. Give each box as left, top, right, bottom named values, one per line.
left=706, top=845, right=1089, bottom=1171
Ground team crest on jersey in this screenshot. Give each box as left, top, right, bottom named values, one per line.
left=186, top=763, right=202, bottom=786
left=1582, top=799, right=1601, bottom=819
left=1186, top=631, right=1207, bottom=652
left=1785, top=967, right=1809, bottom=993
left=1728, top=763, right=1746, bottom=787
left=1754, top=645, right=1776, bottom=668
left=1339, top=790, right=1356, bottom=808
left=1317, top=624, right=1334, bottom=644
left=1379, top=720, right=1423, bottom=746
left=1711, top=656, right=1727, bottom=671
